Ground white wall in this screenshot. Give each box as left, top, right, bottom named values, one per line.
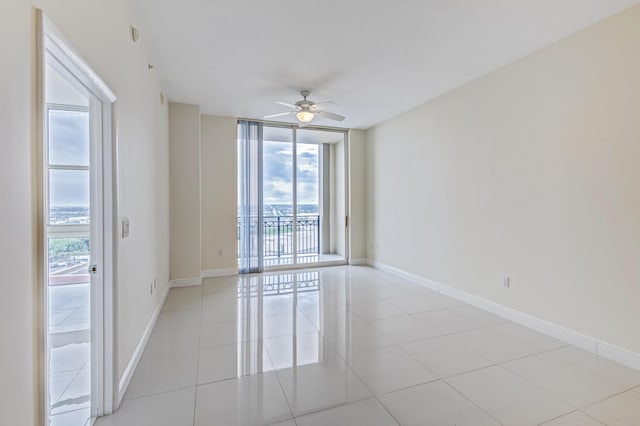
left=200, top=115, right=238, bottom=272
left=329, top=144, right=338, bottom=254
left=169, top=103, right=201, bottom=280
left=335, top=140, right=346, bottom=257
left=366, top=5, right=640, bottom=354
left=1, top=1, right=171, bottom=422
left=35, top=0, right=171, bottom=388
left=349, top=130, right=366, bottom=260
left=0, top=0, right=36, bottom=424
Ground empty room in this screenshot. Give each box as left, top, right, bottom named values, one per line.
left=2, top=1, right=640, bottom=425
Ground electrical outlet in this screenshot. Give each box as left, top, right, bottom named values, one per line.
left=503, top=276, right=511, bottom=288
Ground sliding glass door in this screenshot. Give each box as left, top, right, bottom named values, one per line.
left=297, top=128, right=347, bottom=264
left=262, top=126, right=295, bottom=267
left=238, top=122, right=347, bottom=272
left=295, top=139, right=320, bottom=264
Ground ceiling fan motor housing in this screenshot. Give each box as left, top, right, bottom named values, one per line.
left=295, top=90, right=316, bottom=110
left=264, top=89, right=345, bottom=123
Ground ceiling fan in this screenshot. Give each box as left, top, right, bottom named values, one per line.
left=264, top=90, right=345, bottom=126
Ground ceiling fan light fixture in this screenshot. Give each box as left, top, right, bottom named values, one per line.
left=266, top=91, right=344, bottom=123
left=296, top=110, right=315, bottom=123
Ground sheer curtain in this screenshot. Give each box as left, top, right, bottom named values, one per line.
left=237, top=120, right=263, bottom=273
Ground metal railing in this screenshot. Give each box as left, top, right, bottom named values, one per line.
left=238, top=215, right=320, bottom=259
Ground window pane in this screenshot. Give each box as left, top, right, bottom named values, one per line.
left=48, top=237, right=90, bottom=286
left=48, top=109, right=90, bottom=166
left=296, top=142, right=319, bottom=263
left=263, top=126, right=294, bottom=267
left=49, top=170, right=90, bottom=225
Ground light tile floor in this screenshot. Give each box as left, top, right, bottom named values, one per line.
left=97, top=266, right=640, bottom=425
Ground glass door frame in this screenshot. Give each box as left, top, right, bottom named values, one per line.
left=256, top=120, right=350, bottom=272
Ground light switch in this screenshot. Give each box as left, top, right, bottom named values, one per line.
left=122, top=218, right=130, bottom=238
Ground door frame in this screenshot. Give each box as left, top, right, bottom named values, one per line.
left=246, top=120, right=350, bottom=271
left=36, top=10, right=117, bottom=423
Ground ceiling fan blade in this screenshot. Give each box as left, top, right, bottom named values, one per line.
left=275, top=101, right=298, bottom=109
left=264, top=111, right=296, bottom=119
left=311, top=101, right=336, bottom=111
left=316, top=110, right=346, bottom=121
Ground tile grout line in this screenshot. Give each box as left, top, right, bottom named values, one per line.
left=330, top=346, right=403, bottom=426
left=577, top=409, right=608, bottom=426
left=336, top=340, right=500, bottom=426
left=440, top=377, right=505, bottom=426
left=483, top=363, right=576, bottom=421
left=264, top=342, right=296, bottom=422
left=260, top=275, right=296, bottom=423
left=372, top=394, right=402, bottom=426
left=534, top=410, right=605, bottom=426
left=576, top=383, right=640, bottom=414
left=191, top=286, right=205, bottom=426
left=51, top=365, right=86, bottom=409
left=120, top=384, right=198, bottom=403
left=497, top=350, right=640, bottom=417
left=367, top=315, right=516, bottom=347
left=290, top=395, right=378, bottom=422
left=279, top=344, right=374, bottom=420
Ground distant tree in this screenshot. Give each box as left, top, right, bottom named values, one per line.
left=49, top=238, right=89, bottom=260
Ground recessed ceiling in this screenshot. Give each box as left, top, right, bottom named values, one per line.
left=131, top=0, right=638, bottom=129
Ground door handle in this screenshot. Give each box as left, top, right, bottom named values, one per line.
left=89, top=264, right=98, bottom=275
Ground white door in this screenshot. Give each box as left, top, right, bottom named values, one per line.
left=40, top=13, right=116, bottom=423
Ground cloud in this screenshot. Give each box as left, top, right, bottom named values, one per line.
left=263, top=141, right=318, bottom=204
left=49, top=110, right=89, bottom=166
left=50, top=170, right=90, bottom=207
left=48, top=110, right=90, bottom=207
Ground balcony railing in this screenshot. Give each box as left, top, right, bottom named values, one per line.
left=238, top=215, right=320, bottom=260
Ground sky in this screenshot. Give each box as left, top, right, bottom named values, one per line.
left=50, top=114, right=322, bottom=209
left=48, top=110, right=90, bottom=208
left=263, top=141, right=319, bottom=205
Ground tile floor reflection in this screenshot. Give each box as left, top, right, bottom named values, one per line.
left=97, top=266, right=640, bottom=425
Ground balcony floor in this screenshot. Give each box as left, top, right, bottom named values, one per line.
left=48, top=283, right=91, bottom=425
left=264, top=253, right=345, bottom=267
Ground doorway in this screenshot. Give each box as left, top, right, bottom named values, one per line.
left=237, top=122, right=348, bottom=273
left=38, top=12, right=116, bottom=425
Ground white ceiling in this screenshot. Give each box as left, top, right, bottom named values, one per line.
left=131, top=0, right=638, bottom=129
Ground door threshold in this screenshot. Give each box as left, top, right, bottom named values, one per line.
left=263, top=259, right=348, bottom=272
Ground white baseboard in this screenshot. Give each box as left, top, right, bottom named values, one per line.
left=116, top=282, right=170, bottom=407
left=168, top=269, right=238, bottom=288
left=369, top=260, right=439, bottom=292
left=201, top=268, right=238, bottom=278
left=169, top=277, right=202, bottom=288
left=598, top=341, right=640, bottom=370
left=349, top=258, right=369, bottom=266
left=366, top=259, right=640, bottom=371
